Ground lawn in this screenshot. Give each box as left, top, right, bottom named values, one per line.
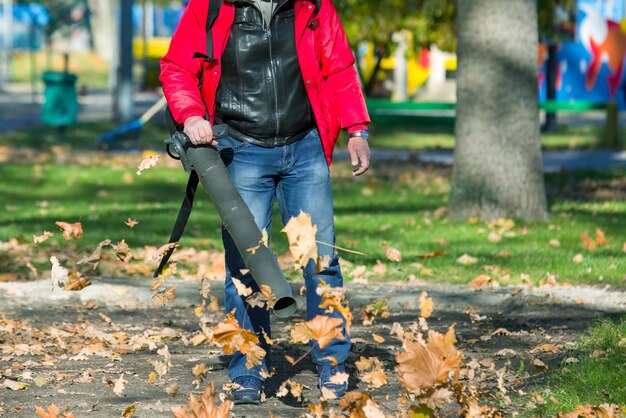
left=1, top=153, right=624, bottom=287
left=520, top=319, right=626, bottom=416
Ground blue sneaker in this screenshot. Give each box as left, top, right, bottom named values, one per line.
left=317, top=364, right=349, bottom=398
left=230, top=376, right=263, bottom=405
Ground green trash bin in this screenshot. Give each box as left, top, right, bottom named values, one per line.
left=41, top=71, right=79, bottom=127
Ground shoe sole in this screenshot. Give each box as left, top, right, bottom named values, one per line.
left=233, top=394, right=261, bottom=405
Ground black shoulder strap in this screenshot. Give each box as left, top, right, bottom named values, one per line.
left=205, top=0, right=222, bottom=61
left=314, top=0, right=321, bottom=13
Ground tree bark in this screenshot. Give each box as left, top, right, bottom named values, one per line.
left=448, top=0, right=548, bottom=222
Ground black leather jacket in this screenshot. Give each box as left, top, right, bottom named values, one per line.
left=215, top=0, right=315, bottom=147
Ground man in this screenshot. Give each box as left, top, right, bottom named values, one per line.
left=160, top=0, right=370, bottom=404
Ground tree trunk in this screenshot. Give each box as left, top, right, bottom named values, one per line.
left=448, top=0, right=548, bottom=222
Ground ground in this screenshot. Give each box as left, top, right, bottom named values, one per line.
left=1, top=277, right=624, bottom=417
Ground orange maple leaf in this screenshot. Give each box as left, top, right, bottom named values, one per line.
left=282, top=211, right=318, bottom=269
left=211, top=312, right=265, bottom=368
left=396, top=325, right=462, bottom=393
left=171, top=384, right=232, bottom=418
left=306, top=315, right=345, bottom=349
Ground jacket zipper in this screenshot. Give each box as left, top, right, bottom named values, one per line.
left=266, top=26, right=280, bottom=142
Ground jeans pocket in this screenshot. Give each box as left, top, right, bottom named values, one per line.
left=215, top=136, right=249, bottom=153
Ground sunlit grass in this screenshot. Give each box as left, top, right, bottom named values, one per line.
left=1, top=160, right=624, bottom=287
left=519, top=319, right=626, bottom=417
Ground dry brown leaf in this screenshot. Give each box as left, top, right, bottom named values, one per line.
left=465, top=305, right=488, bottom=324
left=125, top=218, right=139, bottom=228
left=114, top=240, right=131, bottom=262
left=360, top=368, right=387, bottom=389
left=381, top=242, right=402, bottom=262
left=211, top=312, right=265, bottom=368
left=395, top=325, right=463, bottom=393
left=76, top=239, right=112, bottom=268
left=416, top=250, right=446, bottom=259
left=573, top=253, right=584, bottom=263
left=317, top=282, right=353, bottom=336
left=232, top=277, right=252, bottom=297
left=153, top=286, right=177, bottom=307
left=122, top=404, right=136, bottom=418
left=339, top=392, right=375, bottom=418
left=170, top=384, right=232, bottom=418
left=419, top=290, right=433, bottom=318
left=360, top=300, right=390, bottom=326
left=136, top=154, right=159, bottom=175
left=113, top=374, right=127, bottom=397
left=63, top=272, right=91, bottom=291
left=531, top=358, right=549, bottom=371
left=423, top=387, right=454, bottom=410
left=54, top=221, right=83, bottom=240
left=306, top=315, right=345, bottom=349
left=457, top=254, right=478, bottom=265
left=149, top=242, right=180, bottom=261
left=281, top=211, right=318, bottom=269
left=166, top=383, right=179, bottom=397
left=34, top=404, right=76, bottom=418
left=33, top=231, right=54, bottom=244
left=469, top=274, right=494, bottom=290
left=290, top=322, right=313, bottom=344
left=372, top=333, right=385, bottom=343
left=530, top=343, right=560, bottom=354
left=557, top=403, right=617, bottom=418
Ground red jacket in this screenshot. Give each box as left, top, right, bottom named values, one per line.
left=160, top=0, right=370, bottom=165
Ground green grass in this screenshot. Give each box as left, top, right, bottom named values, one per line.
left=9, top=51, right=111, bottom=89
left=0, top=158, right=625, bottom=286
left=520, top=319, right=626, bottom=416
left=0, top=119, right=613, bottom=153
left=0, top=120, right=170, bottom=151
left=365, top=120, right=620, bottom=150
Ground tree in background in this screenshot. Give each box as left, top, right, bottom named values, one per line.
left=448, top=0, right=549, bottom=221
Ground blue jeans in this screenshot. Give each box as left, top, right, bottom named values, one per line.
left=216, top=128, right=350, bottom=382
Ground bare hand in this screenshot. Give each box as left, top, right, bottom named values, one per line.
left=348, top=137, right=371, bottom=176
left=183, top=116, right=215, bottom=145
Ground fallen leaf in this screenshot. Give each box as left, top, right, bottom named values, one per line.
left=530, top=343, right=560, bottom=354
left=372, top=333, right=385, bottom=343
left=396, top=326, right=462, bottom=392
left=465, top=305, right=488, bottom=324
left=469, top=274, right=495, bottom=290
left=424, top=387, right=454, bottom=410
left=531, top=358, right=548, bottom=371
left=63, top=272, right=91, bottom=291
left=54, top=221, right=83, bottom=240
left=33, top=231, right=54, bottom=244
left=76, top=239, right=112, bottom=269
left=381, top=242, right=402, bottom=262
left=125, top=218, right=139, bottom=228
left=113, top=374, right=127, bottom=396
left=3, top=379, right=28, bottom=390
left=572, top=254, right=584, bottom=264
left=50, top=256, right=68, bottom=290
left=136, top=154, right=159, bottom=175
left=232, top=277, right=252, bottom=297
left=419, top=290, right=433, bottom=319
left=457, top=254, right=478, bottom=265
left=166, top=383, right=179, bottom=397
left=305, top=315, right=345, bottom=350
left=171, top=384, right=232, bottom=418
left=281, top=211, right=318, bottom=270
left=122, top=404, right=136, bottom=418
left=416, top=250, right=445, bottom=259
left=549, top=239, right=561, bottom=247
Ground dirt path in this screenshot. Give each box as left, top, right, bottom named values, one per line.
left=1, top=278, right=624, bottom=417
